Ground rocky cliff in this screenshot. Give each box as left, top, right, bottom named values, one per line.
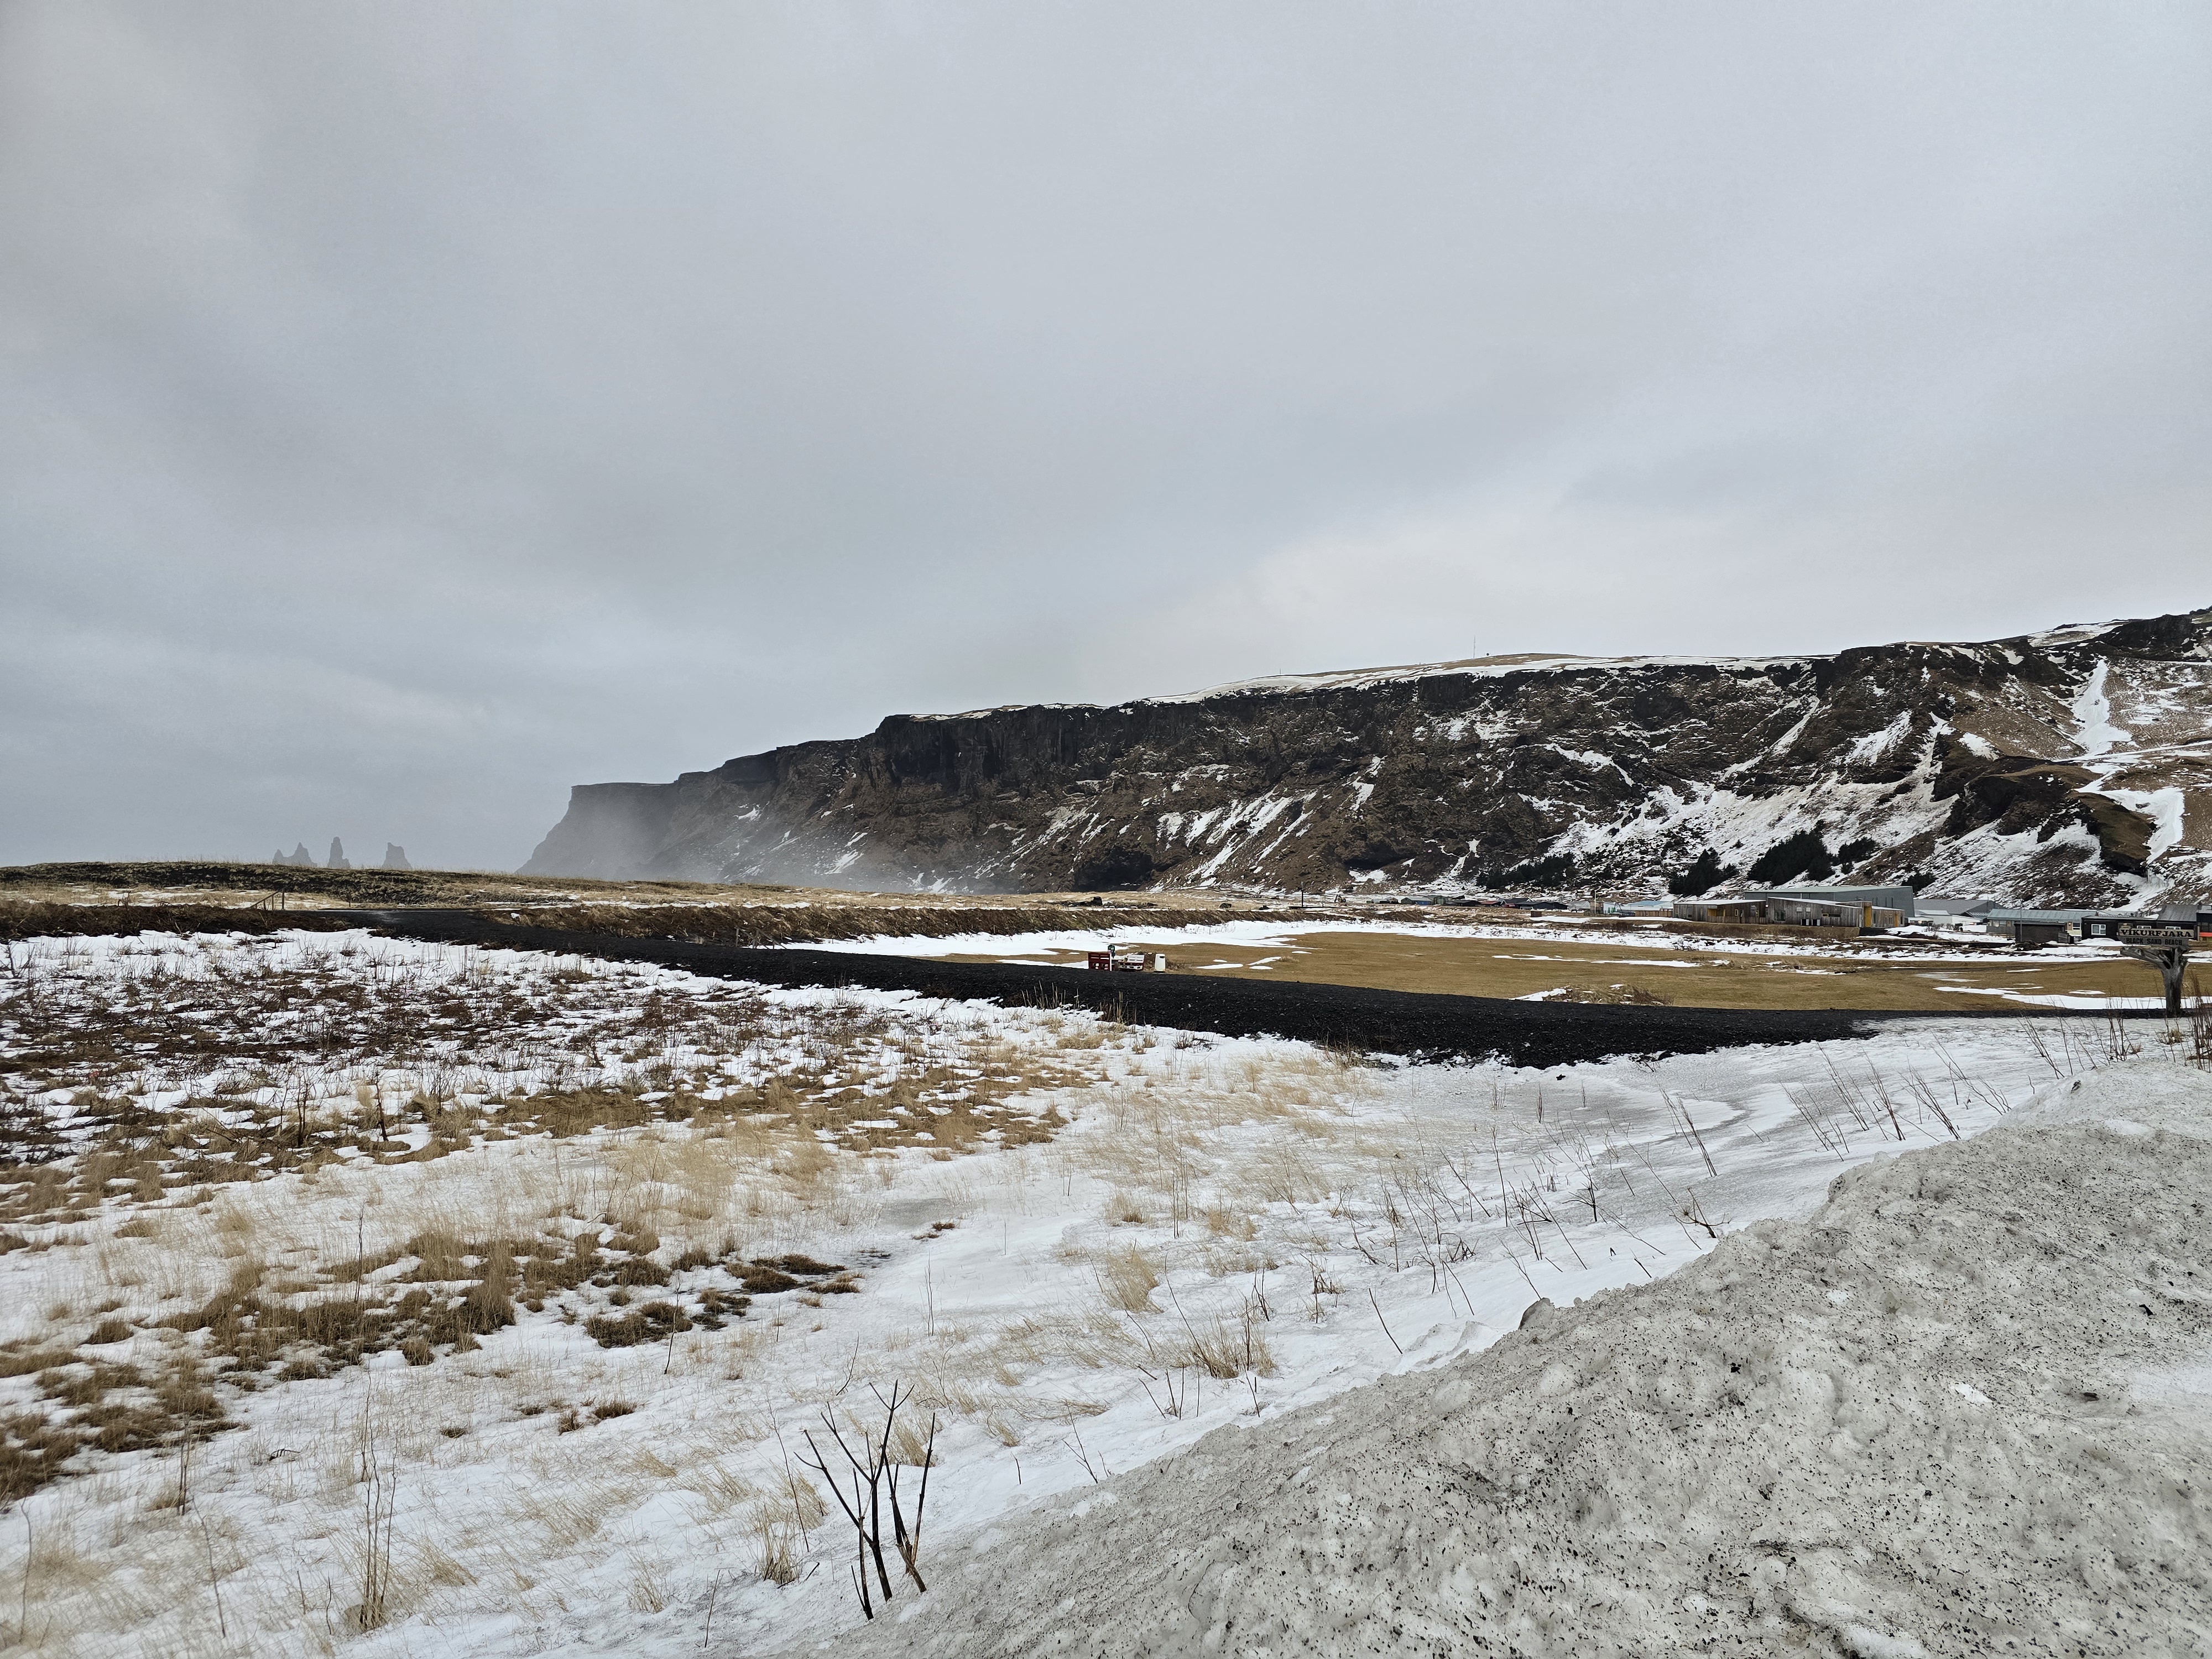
left=524, top=608, right=2212, bottom=907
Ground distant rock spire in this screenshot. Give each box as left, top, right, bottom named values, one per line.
left=382, top=843, right=411, bottom=870
left=327, top=837, right=350, bottom=870
left=290, top=842, right=316, bottom=867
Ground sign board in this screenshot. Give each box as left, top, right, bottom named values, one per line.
left=2116, top=924, right=2197, bottom=948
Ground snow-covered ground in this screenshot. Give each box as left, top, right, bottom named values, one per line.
left=849, top=1055, right=2212, bottom=1657
left=0, top=930, right=2179, bottom=1656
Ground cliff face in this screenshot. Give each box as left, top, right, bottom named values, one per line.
left=524, top=609, right=2212, bottom=906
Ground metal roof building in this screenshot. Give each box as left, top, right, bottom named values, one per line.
left=1758, top=884, right=1919, bottom=919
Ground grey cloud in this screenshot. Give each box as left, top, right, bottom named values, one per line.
left=2, top=2, right=2206, bottom=867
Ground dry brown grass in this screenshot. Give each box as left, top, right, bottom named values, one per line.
left=944, top=927, right=2192, bottom=1011
left=0, top=859, right=775, bottom=910
left=487, top=899, right=1263, bottom=948
left=1172, top=1308, right=1276, bottom=1380
left=0, top=945, right=1093, bottom=1229
left=0, top=900, right=362, bottom=942
left=0, top=926, right=1262, bottom=1573
left=0, top=932, right=1163, bottom=1511
left=0, top=1122, right=904, bottom=1503
left=1552, top=983, right=1672, bottom=1006
left=0, top=855, right=1273, bottom=950
left=1095, top=1246, right=1160, bottom=1312
left=0, top=1346, right=226, bottom=1504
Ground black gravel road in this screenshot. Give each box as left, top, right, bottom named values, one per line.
left=335, top=910, right=1888, bottom=1068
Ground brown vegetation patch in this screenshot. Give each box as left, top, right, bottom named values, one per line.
left=2, top=943, right=1085, bottom=1223
left=161, top=1239, right=519, bottom=1378
left=0, top=858, right=1267, bottom=948
left=583, top=1301, right=693, bottom=1348
left=487, top=900, right=1269, bottom=950
left=0, top=1348, right=230, bottom=1504
left=0, top=1223, right=672, bottom=1498
left=959, top=928, right=2204, bottom=1012
left=1552, top=984, right=1672, bottom=1006
left=0, top=922, right=1131, bottom=1507
left=0, top=901, right=360, bottom=943
left=0, top=1211, right=873, bottom=1500
left=0, top=1071, right=1071, bottom=1227
left=0, top=860, right=765, bottom=912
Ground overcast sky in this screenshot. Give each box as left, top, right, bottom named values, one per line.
left=3, top=3, right=2207, bottom=870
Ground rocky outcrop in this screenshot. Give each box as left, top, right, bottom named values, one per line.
left=524, top=609, right=2212, bottom=906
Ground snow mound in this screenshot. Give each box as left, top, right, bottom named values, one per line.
left=824, top=1066, right=2212, bottom=1657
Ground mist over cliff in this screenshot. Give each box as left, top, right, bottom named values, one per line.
left=524, top=609, right=2212, bottom=907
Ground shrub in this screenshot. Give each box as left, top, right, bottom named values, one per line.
left=1479, top=852, right=1575, bottom=890
left=1834, top=836, right=1879, bottom=870
left=1667, top=850, right=1733, bottom=896
left=583, top=1301, right=693, bottom=1349
left=1746, top=830, right=1833, bottom=885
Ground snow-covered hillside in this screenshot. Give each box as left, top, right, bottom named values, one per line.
left=525, top=607, right=2212, bottom=909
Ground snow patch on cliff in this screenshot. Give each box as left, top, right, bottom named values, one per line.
left=2096, top=785, right=2189, bottom=862
left=2070, top=659, right=2129, bottom=758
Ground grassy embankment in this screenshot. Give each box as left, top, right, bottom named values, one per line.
left=0, top=861, right=1272, bottom=946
